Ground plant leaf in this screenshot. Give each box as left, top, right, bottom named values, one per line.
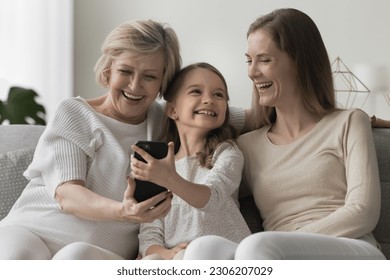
left=0, top=87, right=46, bottom=125
left=0, top=100, right=5, bottom=124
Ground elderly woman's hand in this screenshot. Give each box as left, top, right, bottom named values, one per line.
left=121, top=176, right=172, bottom=223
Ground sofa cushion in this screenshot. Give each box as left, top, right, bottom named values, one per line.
left=239, top=195, right=264, bottom=233
left=373, top=182, right=390, bottom=241
left=0, top=146, right=35, bottom=220
left=372, top=128, right=390, bottom=258
left=374, top=128, right=390, bottom=182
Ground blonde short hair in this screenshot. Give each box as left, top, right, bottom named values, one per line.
left=94, top=19, right=182, bottom=95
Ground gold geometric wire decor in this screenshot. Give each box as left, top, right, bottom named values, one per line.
left=332, top=56, right=371, bottom=109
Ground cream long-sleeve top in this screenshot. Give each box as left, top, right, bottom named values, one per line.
left=0, top=96, right=245, bottom=259
left=237, top=109, right=381, bottom=240
left=138, top=142, right=251, bottom=256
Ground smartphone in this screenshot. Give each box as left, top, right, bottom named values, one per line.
left=133, top=141, right=168, bottom=202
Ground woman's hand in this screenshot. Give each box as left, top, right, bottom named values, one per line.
left=121, top=176, right=172, bottom=223
left=56, top=178, right=172, bottom=223
left=130, top=142, right=176, bottom=187
left=166, top=242, right=188, bottom=260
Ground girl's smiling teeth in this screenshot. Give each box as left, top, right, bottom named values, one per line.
left=194, top=109, right=217, bottom=116
left=122, top=90, right=143, bottom=101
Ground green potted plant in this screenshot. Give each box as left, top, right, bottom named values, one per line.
left=0, top=86, right=46, bottom=125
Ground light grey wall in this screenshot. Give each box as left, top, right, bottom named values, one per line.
left=74, top=0, right=390, bottom=119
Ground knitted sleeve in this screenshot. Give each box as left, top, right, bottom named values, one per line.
left=24, top=98, right=104, bottom=198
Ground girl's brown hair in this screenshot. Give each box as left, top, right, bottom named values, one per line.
left=161, top=62, right=237, bottom=169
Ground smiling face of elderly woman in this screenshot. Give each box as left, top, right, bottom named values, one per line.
left=93, top=20, right=181, bottom=124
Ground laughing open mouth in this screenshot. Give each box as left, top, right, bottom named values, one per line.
left=257, top=82, right=273, bottom=90
left=122, top=91, right=144, bottom=101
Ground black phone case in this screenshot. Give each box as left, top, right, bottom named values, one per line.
left=133, top=141, right=168, bottom=202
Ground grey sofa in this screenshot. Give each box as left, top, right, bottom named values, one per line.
left=0, top=124, right=389, bottom=259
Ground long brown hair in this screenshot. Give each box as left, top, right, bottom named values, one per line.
left=161, top=62, right=237, bottom=168
left=248, top=8, right=336, bottom=127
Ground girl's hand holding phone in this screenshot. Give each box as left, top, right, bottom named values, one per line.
left=131, top=141, right=176, bottom=189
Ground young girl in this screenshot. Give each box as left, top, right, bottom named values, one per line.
left=131, top=62, right=251, bottom=260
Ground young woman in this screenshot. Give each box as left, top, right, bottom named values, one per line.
left=183, top=8, right=386, bottom=260
left=131, top=63, right=251, bottom=260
